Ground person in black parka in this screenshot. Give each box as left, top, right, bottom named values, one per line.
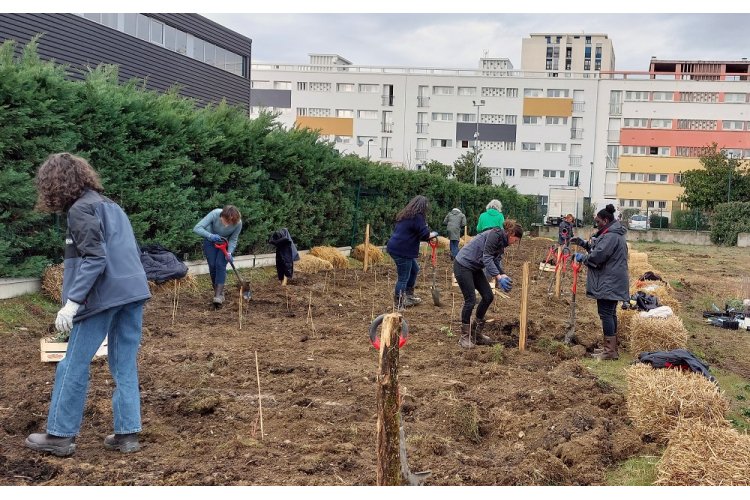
left=268, top=228, right=299, bottom=283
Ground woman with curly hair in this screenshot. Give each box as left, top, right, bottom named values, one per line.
left=26, top=153, right=151, bottom=457
left=386, top=195, right=438, bottom=309
left=193, top=205, right=243, bottom=306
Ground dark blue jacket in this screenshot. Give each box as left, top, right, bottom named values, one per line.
left=455, top=227, right=508, bottom=278
left=386, top=214, right=431, bottom=259
left=62, top=190, right=151, bottom=322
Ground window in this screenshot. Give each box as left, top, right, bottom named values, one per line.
left=431, top=139, right=452, bottom=148
left=547, top=89, right=569, bottom=98
left=521, top=142, right=540, bottom=151
left=623, top=118, right=648, bottom=128
left=723, top=120, right=744, bottom=131
left=647, top=200, right=667, bottom=209
left=625, top=91, right=649, bottom=101
left=308, top=108, right=330, bottom=117
left=673, top=174, right=682, bottom=185
left=457, top=87, right=476, bottom=96
left=358, top=110, right=378, bottom=119
left=274, top=81, right=291, bottom=90
left=457, top=113, right=476, bottom=123
left=568, top=170, right=580, bottom=186
left=524, top=88, right=543, bottom=97
left=506, top=88, right=519, bottom=98
left=431, top=112, right=453, bottom=121
left=336, top=109, right=354, bottom=118
left=620, top=173, right=645, bottom=182
left=543, top=170, right=565, bottom=178
left=544, top=143, right=567, bottom=152
left=503, top=142, right=516, bottom=151
left=334, top=136, right=351, bottom=144
left=297, top=82, right=308, bottom=91
left=620, top=199, right=642, bottom=208
left=520, top=169, right=538, bottom=177
left=523, top=116, right=541, bottom=125
left=546, top=116, right=568, bottom=125
left=296, top=108, right=307, bottom=116
left=337, top=83, right=355, bottom=92
left=652, top=91, right=674, bottom=101
left=432, top=86, right=454, bottom=95
left=359, top=84, right=379, bottom=93
left=623, top=146, right=647, bottom=155
left=505, top=115, right=517, bottom=124
left=724, top=93, right=747, bottom=103
left=646, top=174, right=668, bottom=183
left=504, top=168, right=515, bottom=177
left=650, top=119, right=672, bottom=129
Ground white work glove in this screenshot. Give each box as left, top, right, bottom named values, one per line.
left=55, top=300, right=81, bottom=333
left=429, top=231, right=439, bottom=240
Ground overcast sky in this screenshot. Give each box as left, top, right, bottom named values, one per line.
left=201, top=12, right=750, bottom=72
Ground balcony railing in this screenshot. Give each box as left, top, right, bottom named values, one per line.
left=570, top=128, right=583, bottom=139
left=604, top=183, right=617, bottom=197
left=572, top=101, right=585, bottom=112
left=609, top=103, right=622, bottom=115
left=415, top=149, right=428, bottom=160
left=417, top=96, right=430, bottom=107
left=607, top=130, right=620, bottom=142
left=381, top=95, right=394, bottom=106
left=380, top=147, right=393, bottom=158
left=416, top=122, right=429, bottom=133
left=381, top=122, right=394, bottom=133
left=568, top=155, right=582, bottom=166
left=606, top=157, right=619, bottom=170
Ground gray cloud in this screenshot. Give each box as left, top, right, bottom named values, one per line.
left=203, top=13, right=750, bottom=71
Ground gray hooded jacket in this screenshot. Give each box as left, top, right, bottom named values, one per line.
left=443, top=208, right=467, bottom=240
left=578, top=220, right=629, bottom=301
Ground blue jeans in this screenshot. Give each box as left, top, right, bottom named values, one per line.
left=597, top=299, right=619, bottom=337
left=449, top=240, right=459, bottom=258
left=47, top=300, right=146, bottom=437
left=392, top=255, right=419, bottom=298
left=203, top=238, right=228, bottom=286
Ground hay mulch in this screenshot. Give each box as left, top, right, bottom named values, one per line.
left=626, top=364, right=730, bottom=443
left=351, top=243, right=384, bottom=265
left=309, top=246, right=349, bottom=269
left=41, top=263, right=64, bottom=304
left=629, top=251, right=649, bottom=266
left=295, top=254, right=334, bottom=273
left=629, top=263, right=661, bottom=280
left=616, top=307, right=639, bottom=347
left=656, top=419, right=750, bottom=485
left=648, top=286, right=680, bottom=314
left=459, top=235, right=473, bottom=248
left=148, top=275, right=198, bottom=294
left=436, top=236, right=451, bottom=250
left=628, top=314, right=688, bottom=354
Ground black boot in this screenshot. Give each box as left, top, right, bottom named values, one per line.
left=213, top=283, right=225, bottom=305
left=459, top=323, right=475, bottom=349
left=25, top=433, right=76, bottom=457
left=473, top=317, right=499, bottom=346
left=104, top=433, right=140, bottom=453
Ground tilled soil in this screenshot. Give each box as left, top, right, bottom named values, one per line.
left=0, top=237, right=650, bottom=485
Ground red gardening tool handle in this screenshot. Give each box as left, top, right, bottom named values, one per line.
left=213, top=239, right=230, bottom=258
left=571, top=260, right=581, bottom=295
left=428, top=238, right=438, bottom=267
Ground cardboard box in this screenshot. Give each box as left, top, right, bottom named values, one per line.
left=40, top=336, right=108, bottom=362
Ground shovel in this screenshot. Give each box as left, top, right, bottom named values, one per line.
left=429, top=237, right=441, bottom=306
left=564, top=259, right=581, bottom=344
left=214, top=239, right=252, bottom=301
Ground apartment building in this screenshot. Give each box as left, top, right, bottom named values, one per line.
left=0, top=13, right=252, bottom=111
left=521, top=33, right=615, bottom=75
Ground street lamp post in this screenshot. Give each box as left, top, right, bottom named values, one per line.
left=726, top=151, right=737, bottom=202
left=472, top=99, right=485, bottom=185
left=367, top=138, right=374, bottom=161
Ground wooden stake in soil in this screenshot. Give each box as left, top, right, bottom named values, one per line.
left=254, top=350, right=264, bottom=440
left=376, top=313, right=403, bottom=486
left=450, top=292, right=456, bottom=332
left=519, top=261, right=530, bottom=351
left=554, top=247, right=563, bottom=298
left=238, top=288, right=243, bottom=330
left=171, top=279, right=180, bottom=326
left=306, top=291, right=316, bottom=333
left=364, top=223, right=371, bottom=272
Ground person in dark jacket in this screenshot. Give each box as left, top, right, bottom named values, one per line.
left=443, top=207, right=467, bottom=260
left=571, top=204, right=629, bottom=360
left=454, top=219, right=523, bottom=348
left=558, top=213, right=575, bottom=246
left=193, top=205, right=242, bottom=306
left=26, top=153, right=151, bottom=457
left=268, top=228, right=300, bottom=283
left=386, top=195, right=438, bottom=309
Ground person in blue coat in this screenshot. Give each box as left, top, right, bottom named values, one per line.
left=193, top=206, right=242, bottom=306
left=26, top=153, right=151, bottom=457
left=386, top=195, right=437, bottom=309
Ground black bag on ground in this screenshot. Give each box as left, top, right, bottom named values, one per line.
left=139, top=243, right=188, bottom=283
left=637, top=349, right=716, bottom=382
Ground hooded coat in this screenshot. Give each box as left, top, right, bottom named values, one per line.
left=268, top=228, right=300, bottom=281
left=443, top=208, right=467, bottom=240
left=577, top=220, right=629, bottom=301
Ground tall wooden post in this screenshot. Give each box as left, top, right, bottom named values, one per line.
left=519, top=262, right=530, bottom=351
left=364, top=223, right=371, bottom=272
left=554, top=247, right=563, bottom=298
left=464, top=225, right=468, bottom=240
left=376, top=313, right=403, bottom=486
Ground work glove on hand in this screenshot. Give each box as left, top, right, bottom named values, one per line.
left=574, top=252, right=586, bottom=262
left=225, top=252, right=233, bottom=263
left=570, top=237, right=585, bottom=247
left=208, top=233, right=223, bottom=243
left=429, top=231, right=439, bottom=240
left=55, top=300, right=81, bottom=333
left=497, top=275, right=513, bottom=292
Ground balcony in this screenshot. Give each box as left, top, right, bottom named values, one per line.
left=380, top=147, right=393, bottom=159
left=607, top=130, right=620, bottom=143
left=416, top=122, right=429, bottom=134
left=570, top=128, right=583, bottom=139
left=609, top=103, right=622, bottom=115
left=568, top=155, right=582, bottom=167
left=415, top=149, right=428, bottom=160
left=572, top=101, right=585, bottom=112
left=606, top=157, right=619, bottom=170
left=604, top=183, right=617, bottom=197
left=381, top=95, right=394, bottom=106
left=417, top=96, right=430, bottom=107
left=381, top=122, right=394, bottom=133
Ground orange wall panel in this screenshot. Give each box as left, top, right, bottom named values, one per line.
left=620, top=129, right=750, bottom=149
left=522, top=98, right=573, bottom=117
left=295, top=117, right=353, bottom=136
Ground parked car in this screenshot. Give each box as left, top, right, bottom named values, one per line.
left=629, top=214, right=650, bottom=230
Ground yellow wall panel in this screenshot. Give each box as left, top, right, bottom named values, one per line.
left=522, top=98, right=573, bottom=117
left=616, top=183, right=684, bottom=202
left=295, top=116, right=353, bottom=136
left=618, top=156, right=701, bottom=174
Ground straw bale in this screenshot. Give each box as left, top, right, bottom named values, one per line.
left=625, top=364, right=730, bottom=443
left=41, top=263, right=64, bottom=304
left=436, top=236, right=451, bottom=250
left=628, top=314, right=688, bottom=354
left=629, top=252, right=649, bottom=265
left=148, top=275, right=198, bottom=294
left=648, top=286, right=680, bottom=314
left=616, top=307, right=639, bottom=346
left=459, top=235, right=473, bottom=248
left=656, top=419, right=750, bottom=485
left=309, top=246, right=349, bottom=269
left=351, top=243, right=384, bottom=264
left=295, top=254, right=334, bottom=273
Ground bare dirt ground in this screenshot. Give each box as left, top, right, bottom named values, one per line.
left=2, top=237, right=746, bottom=486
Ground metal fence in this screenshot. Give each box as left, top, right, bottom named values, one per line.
left=620, top=207, right=711, bottom=231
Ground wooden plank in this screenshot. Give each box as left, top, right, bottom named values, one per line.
left=519, top=262, right=530, bottom=351
left=40, top=336, right=108, bottom=362
left=554, top=247, right=563, bottom=298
